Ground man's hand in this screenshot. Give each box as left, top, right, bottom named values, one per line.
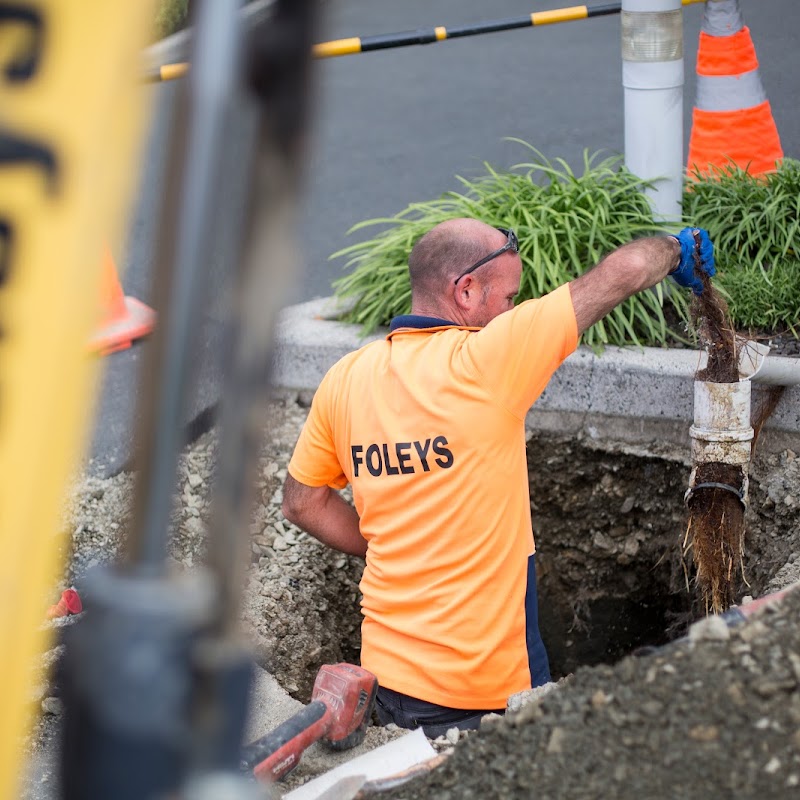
left=669, top=228, right=716, bottom=295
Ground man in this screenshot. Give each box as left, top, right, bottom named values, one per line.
left=282, top=219, right=715, bottom=737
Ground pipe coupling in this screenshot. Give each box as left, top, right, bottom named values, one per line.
left=689, top=380, right=754, bottom=465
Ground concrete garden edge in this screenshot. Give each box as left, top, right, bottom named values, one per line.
left=272, top=297, right=800, bottom=456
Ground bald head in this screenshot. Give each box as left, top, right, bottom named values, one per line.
left=408, top=218, right=501, bottom=302
left=406, top=218, right=522, bottom=327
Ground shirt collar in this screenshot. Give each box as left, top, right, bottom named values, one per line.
left=389, top=314, right=459, bottom=332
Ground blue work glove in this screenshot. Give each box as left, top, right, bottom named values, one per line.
left=669, top=227, right=716, bottom=295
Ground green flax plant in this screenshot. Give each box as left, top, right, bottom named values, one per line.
left=683, top=159, right=800, bottom=334
left=332, top=144, right=688, bottom=350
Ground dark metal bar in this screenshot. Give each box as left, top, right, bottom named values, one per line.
left=586, top=3, right=626, bottom=16
left=360, top=28, right=440, bottom=52
left=204, top=0, right=318, bottom=638
left=125, top=0, right=242, bottom=574
left=445, top=16, right=542, bottom=40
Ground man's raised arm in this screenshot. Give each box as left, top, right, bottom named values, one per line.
left=569, top=228, right=715, bottom=336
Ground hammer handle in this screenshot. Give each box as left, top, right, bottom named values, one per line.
left=241, top=700, right=331, bottom=782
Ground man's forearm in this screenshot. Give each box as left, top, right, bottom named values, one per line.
left=282, top=475, right=367, bottom=557
left=300, top=489, right=366, bottom=557
left=569, top=236, right=681, bottom=335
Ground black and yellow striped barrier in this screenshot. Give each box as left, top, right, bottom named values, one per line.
left=313, top=3, right=621, bottom=59
left=146, top=0, right=706, bottom=83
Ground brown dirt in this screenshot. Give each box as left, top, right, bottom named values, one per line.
left=527, top=431, right=800, bottom=670
left=28, top=393, right=800, bottom=799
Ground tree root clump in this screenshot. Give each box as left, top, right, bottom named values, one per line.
left=684, top=462, right=746, bottom=614
left=684, top=260, right=745, bottom=614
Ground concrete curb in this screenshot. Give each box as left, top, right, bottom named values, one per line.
left=273, top=297, right=800, bottom=454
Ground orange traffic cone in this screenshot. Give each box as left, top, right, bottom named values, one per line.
left=89, top=247, right=156, bottom=355
left=687, top=0, right=783, bottom=177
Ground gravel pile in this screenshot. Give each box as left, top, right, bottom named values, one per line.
left=64, top=392, right=365, bottom=701
left=768, top=332, right=800, bottom=358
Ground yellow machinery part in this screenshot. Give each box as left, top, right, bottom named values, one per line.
left=0, top=2, right=155, bottom=797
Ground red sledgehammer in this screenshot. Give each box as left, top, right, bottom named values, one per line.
left=241, top=663, right=378, bottom=782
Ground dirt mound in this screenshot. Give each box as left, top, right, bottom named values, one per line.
left=381, top=587, right=800, bottom=800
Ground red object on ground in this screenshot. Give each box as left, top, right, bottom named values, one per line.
left=735, top=589, right=789, bottom=619
left=47, top=588, right=83, bottom=619
left=244, top=663, right=378, bottom=782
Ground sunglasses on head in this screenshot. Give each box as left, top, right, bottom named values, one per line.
left=453, top=227, right=519, bottom=285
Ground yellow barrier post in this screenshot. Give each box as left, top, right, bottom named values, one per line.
left=0, top=3, right=155, bottom=797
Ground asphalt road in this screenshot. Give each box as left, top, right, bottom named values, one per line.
left=129, top=0, right=800, bottom=305
left=299, top=0, right=799, bottom=301
left=90, top=0, right=799, bottom=476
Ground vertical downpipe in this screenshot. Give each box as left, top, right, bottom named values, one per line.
left=621, top=0, right=684, bottom=221
left=688, top=380, right=754, bottom=504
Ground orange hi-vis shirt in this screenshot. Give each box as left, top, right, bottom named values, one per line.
left=288, top=283, right=578, bottom=709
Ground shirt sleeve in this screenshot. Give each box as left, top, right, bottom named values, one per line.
left=287, top=369, right=349, bottom=490
left=461, top=283, right=579, bottom=419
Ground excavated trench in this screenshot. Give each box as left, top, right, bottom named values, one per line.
left=529, top=434, right=693, bottom=678
left=249, top=423, right=798, bottom=702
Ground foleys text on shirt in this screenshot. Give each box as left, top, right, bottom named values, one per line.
left=351, top=436, right=454, bottom=478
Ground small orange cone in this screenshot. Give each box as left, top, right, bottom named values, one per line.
left=687, top=0, right=783, bottom=177
left=89, top=247, right=156, bottom=355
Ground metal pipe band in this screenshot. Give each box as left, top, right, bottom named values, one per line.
left=685, top=481, right=746, bottom=509
left=621, top=9, right=683, bottom=62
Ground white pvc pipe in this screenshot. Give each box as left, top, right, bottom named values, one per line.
left=622, top=0, right=684, bottom=221
left=739, top=341, right=800, bottom=386
left=690, top=380, right=753, bottom=466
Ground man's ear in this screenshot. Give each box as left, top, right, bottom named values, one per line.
left=453, top=275, right=475, bottom=311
